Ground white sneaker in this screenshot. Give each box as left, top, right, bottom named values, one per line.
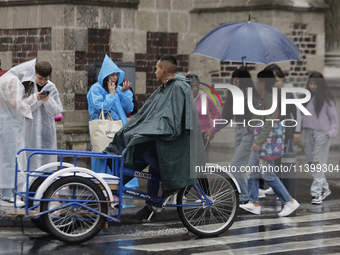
left=15, top=200, right=25, bottom=207
left=258, top=189, right=266, bottom=198
left=322, top=189, right=331, bottom=200
left=0, top=199, right=13, bottom=207
left=9, top=196, right=25, bottom=207
left=278, top=199, right=300, bottom=217
left=264, top=187, right=275, bottom=195
left=240, top=202, right=261, bottom=215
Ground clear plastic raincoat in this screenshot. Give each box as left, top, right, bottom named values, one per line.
left=87, top=55, right=133, bottom=173
left=24, top=80, right=63, bottom=170
left=0, top=59, right=37, bottom=191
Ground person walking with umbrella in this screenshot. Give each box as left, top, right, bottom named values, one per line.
left=221, top=68, right=258, bottom=204
left=264, top=64, right=302, bottom=146
left=240, top=70, right=300, bottom=217
left=258, top=64, right=301, bottom=196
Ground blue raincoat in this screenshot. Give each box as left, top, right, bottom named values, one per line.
left=87, top=55, right=134, bottom=173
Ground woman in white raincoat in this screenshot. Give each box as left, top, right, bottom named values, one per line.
left=24, top=61, right=63, bottom=170
left=0, top=59, right=47, bottom=201
left=87, top=55, right=134, bottom=173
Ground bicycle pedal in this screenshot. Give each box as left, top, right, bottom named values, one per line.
left=162, top=196, right=171, bottom=207
left=150, top=205, right=164, bottom=213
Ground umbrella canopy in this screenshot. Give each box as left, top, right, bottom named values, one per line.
left=192, top=21, right=300, bottom=64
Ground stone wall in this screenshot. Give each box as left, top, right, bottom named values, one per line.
left=0, top=3, right=140, bottom=155
left=74, top=29, right=123, bottom=111
left=325, top=0, right=340, bottom=52
left=0, top=0, right=338, bottom=160
left=324, top=0, right=340, bottom=83
left=0, top=28, right=51, bottom=67
left=134, top=32, right=189, bottom=107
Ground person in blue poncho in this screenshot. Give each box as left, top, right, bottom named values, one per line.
left=87, top=55, right=134, bottom=173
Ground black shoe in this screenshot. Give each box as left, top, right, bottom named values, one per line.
left=162, top=189, right=180, bottom=200
left=311, top=196, right=322, bottom=205
left=130, top=206, right=152, bottom=221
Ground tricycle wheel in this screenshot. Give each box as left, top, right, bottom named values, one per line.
left=177, top=172, right=239, bottom=237
left=28, top=175, right=51, bottom=233
left=40, top=176, right=108, bottom=243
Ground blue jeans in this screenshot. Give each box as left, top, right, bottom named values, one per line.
left=304, top=128, right=330, bottom=197
left=143, top=143, right=160, bottom=205
left=247, top=151, right=293, bottom=204
left=230, top=126, right=253, bottom=202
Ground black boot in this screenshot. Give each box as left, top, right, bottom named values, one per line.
left=130, top=206, right=153, bottom=221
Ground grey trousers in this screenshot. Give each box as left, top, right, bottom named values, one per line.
left=304, top=128, right=330, bottom=197
left=230, top=126, right=254, bottom=202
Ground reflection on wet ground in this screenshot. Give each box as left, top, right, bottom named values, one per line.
left=1, top=201, right=340, bottom=255
left=0, top=146, right=339, bottom=254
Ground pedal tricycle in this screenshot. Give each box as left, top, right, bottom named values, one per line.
left=9, top=148, right=240, bottom=243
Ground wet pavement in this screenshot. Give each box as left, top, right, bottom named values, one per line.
left=205, top=146, right=340, bottom=204
left=1, top=198, right=340, bottom=254
left=0, top=147, right=339, bottom=254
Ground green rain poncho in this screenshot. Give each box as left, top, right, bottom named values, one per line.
left=104, top=74, right=205, bottom=190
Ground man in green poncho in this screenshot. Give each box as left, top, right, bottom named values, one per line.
left=104, top=55, right=205, bottom=220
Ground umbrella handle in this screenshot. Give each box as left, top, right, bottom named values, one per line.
left=241, top=56, right=246, bottom=66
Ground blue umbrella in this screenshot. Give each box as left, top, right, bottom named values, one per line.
left=192, top=21, right=300, bottom=64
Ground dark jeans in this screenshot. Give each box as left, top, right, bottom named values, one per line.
left=107, top=143, right=160, bottom=206
left=143, top=143, right=160, bottom=205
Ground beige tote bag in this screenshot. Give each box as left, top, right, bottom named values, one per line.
left=89, top=106, right=123, bottom=152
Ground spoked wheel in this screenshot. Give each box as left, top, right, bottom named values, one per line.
left=40, top=176, right=108, bottom=243
left=28, top=175, right=51, bottom=233
left=27, top=162, right=74, bottom=232
left=177, top=172, right=239, bottom=237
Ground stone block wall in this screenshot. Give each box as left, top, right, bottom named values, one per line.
left=134, top=32, right=189, bottom=107
left=325, top=0, right=340, bottom=52
left=74, top=29, right=189, bottom=109
left=0, top=28, right=51, bottom=66
left=1, top=0, right=337, bottom=157
left=75, top=28, right=123, bottom=111
left=287, top=23, right=317, bottom=88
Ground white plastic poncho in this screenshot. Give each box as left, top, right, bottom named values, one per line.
left=25, top=80, right=63, bottom=170
left=0, top=59, right=37, bottom=189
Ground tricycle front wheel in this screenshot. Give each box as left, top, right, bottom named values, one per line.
left=177, top=172, right=239, bottom=237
